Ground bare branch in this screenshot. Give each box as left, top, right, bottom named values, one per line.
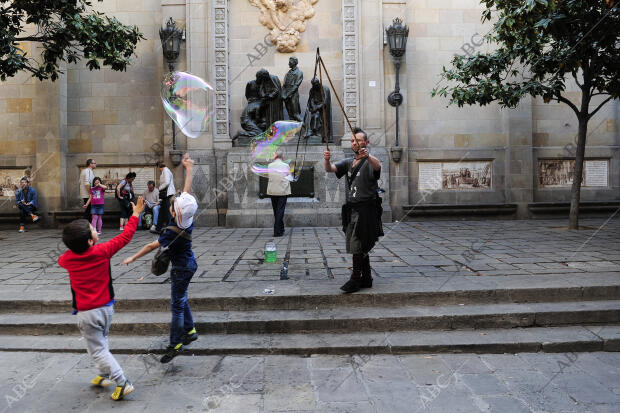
left=588, top=96, right=614, bottom=120
left=14, top=36, right=54, bottom=42
left=556, top=95, right=580, bottom=116
left=574, top=71, right=583, bottom=89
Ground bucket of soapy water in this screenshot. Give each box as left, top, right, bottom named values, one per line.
left=265, top=242, right=277, bottom=263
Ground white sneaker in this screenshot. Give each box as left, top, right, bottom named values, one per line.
left=31, top=214, right=39, bottom=222
left=119, top=226, right=124, bottom=231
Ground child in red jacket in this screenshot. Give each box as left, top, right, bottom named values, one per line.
left=58, top=196, right=144, bottom=401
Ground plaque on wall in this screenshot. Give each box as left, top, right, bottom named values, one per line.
left=585, top=160, right=608, bottom=187
left=418, top=162, right=442, bottom=190
left=81, top=166, right=157, bottom=197
left=538, top=159, right=608, bottom=188
left=0, top=168, right=30, bottom=197
left=419, top=161, right=492, bottom=190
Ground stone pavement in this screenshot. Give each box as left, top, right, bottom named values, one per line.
left=2, top=351, right=619, bottom=413
left=1, top=217, right=620, bottom=289
left=1, top=219, right=620, bottom=412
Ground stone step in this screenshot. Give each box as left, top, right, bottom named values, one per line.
left=2, top=283, right=619, bottom=313
left=2, top=300, right=619, bottom=335
left=0, top=325, right=618, bottom=355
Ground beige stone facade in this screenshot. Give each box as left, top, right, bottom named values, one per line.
left=0, top=0, right=618, bottom=226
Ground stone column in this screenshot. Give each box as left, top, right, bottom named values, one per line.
left=382, top=2, right=411, bottom=220
left=504, top=97, right=534, bottom=217
left=212, top=0, right=231, bottom=149
left=341, top=0, right=361, bottom=145
left=32, top=73, right=66, bottom=225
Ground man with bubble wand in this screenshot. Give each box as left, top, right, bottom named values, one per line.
left=318, top=48, right=384, bottom=293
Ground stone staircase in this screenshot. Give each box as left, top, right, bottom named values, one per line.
left=0, top=281, right=619, bottom=355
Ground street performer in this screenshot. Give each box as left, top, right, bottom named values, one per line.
left=324, top=127, right=383, bottom=293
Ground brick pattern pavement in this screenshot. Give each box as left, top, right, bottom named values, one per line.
left=1, top=218, right=619, bottom=287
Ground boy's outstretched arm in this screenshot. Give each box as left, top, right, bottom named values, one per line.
left=100, top=196, right=145, bottom=258
left=182, top=153, right=194, bottom=194
left=121, top=239, right=160, bottom=265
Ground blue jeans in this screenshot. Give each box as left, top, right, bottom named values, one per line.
left=18, top=204, right=36, bottom=225
left=169, top=262, right=197, bottom=346
left=139, top=205, right=160, bottom=227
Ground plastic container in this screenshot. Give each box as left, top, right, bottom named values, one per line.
left=265, top=242, right=277, bottom=263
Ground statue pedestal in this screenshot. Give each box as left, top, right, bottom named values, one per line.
left=225, top=145, right=392, bottom=228
left=233, top=135, right=253, bottom=147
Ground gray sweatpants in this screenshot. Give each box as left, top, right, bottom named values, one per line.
left=77, top=305, right=126, bottom=384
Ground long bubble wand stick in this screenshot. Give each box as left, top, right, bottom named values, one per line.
left=315, top=49, right=362, bottom=152
left=316, top=48, right=329, bottom=151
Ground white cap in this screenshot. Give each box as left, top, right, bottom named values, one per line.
left=174, top=192, right=198, bottom=229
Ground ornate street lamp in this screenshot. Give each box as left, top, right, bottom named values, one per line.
left=159, top=18, right=184, bottom=163
left=385, top=17, right=409, bottom=163
left=159, top=17, right=183, bottom=72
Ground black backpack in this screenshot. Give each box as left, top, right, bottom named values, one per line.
left=151, top=226, right=192, bottom=276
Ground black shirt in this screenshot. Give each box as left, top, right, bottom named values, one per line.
left=335, top=157, right=381, bottom=203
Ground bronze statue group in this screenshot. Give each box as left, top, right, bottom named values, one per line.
left=235, top=56, right=332, bottom=145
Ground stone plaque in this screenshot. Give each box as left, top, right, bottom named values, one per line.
left=585, top=160, right=608, bottom=187
left=538, top=159, right=608, bottom=188
left=419, top=161, right=492, bottom=190
left=0, top=168, right=29, bottom=197
left=418, top=162, right=442, bottom=191
left=82, top=166, right=157, bottom=197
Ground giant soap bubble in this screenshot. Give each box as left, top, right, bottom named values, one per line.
left=250, top=121, right=306, bottom=182
left=161, top=71, right=215, bottom=139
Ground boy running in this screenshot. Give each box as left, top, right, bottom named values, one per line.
left=122, top=154, right=198, bottom=363
left=58, top=196, right=145, bottom=400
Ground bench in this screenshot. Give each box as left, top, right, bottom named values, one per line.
left=48, top=210, right=122, bottom=227
left=528, top=201, right=620, bottom=217
left=0, top=212, right=22, bottom=225
left=402, top=203, right=518, bottom=220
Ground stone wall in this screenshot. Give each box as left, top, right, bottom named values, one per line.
left=0, top=0, right=618, bottom=226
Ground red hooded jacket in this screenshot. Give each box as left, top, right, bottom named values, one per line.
left=58, top=216, right=138, bottom=312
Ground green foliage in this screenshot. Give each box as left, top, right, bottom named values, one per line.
left=431, top=0, right=619, bottom=114
left=0, top=0, right=144, bottom=81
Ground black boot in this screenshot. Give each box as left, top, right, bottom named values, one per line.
left=341, top=254, right=363, bottom=293
left=360, top=254, right=373, bottom=288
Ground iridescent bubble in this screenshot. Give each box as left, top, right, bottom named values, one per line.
left=161, top=71, right=215, bottom=139
left=250, top=121, right=304, bottom=182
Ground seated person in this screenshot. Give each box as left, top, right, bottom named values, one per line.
left=139, top=180, right=160, bottom=231
left=15, top=177, right=39, bottom=233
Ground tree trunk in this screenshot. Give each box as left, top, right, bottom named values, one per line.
left=568, top=114, right=588, bottom=229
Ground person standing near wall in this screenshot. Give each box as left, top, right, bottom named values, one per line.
left=116, top=172, right=136, bottom=231
left=80, top=159, right=96, bottom=222
left=267, top=150, right=291, bottom=237
left=155, top=161, right=175, bottom=233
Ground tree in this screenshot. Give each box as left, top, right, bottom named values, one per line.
left=0, top=0, right=144, bottom=81
left=432, top=0, right=619, bottom=229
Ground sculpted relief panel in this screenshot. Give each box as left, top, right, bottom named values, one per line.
left=248, top=0, right=319, bottom=53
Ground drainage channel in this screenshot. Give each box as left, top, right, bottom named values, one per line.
left=279, top=228, right=294, bottom=280
left=313, top=228, right=334, bottom=279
